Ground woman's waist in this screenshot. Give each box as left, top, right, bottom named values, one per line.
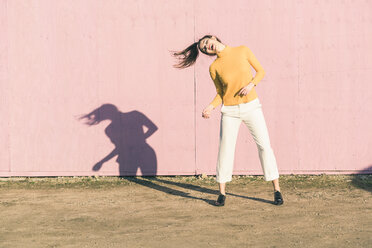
left=222, top=96, right=259, bottom=108
left=222, top=91, right=258, bottom=106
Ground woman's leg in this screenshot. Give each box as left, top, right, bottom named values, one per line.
left=219, top=182, right=226, bottom=195
left=242, top=102, right=280, bottom=190
left=272, top=178, right=280, bottom=192
left=216, top=113, right=241, bottom=194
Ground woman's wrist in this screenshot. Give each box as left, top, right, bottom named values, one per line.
left=207, top=104, right=215, bottom=110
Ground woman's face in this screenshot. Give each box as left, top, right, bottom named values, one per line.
left=199, top=37, right=219, bottom=55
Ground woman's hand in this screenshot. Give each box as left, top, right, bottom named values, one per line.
left=202, top=104, right=214, bottom=119
left=237, top=82, right=255, bottom=96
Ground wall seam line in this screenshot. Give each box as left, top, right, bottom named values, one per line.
left=193, top=1, right=197, bottom=175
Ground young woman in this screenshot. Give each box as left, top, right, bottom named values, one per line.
left=173, top=35, right=283, bottom=206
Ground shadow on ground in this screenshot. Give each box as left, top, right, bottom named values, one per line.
left=351, top=165, right=372, bottom=194
left=122, top=176, right=275, bottom=206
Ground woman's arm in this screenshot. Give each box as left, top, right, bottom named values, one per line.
left=209, top=65, right=223, bottom=108
left=245, top=47, right=265, bottom=86
left=202, top=65, right=223, bottom=119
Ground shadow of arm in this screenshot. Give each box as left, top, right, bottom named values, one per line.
left=141, top=114, right=158, bottom=139
left=92, top=147, right=118, bottom=171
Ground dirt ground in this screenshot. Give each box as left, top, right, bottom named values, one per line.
left=0, top=175, right=371, bottom=248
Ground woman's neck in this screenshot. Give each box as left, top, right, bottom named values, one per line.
left=216, top=43, right=226, bottom=53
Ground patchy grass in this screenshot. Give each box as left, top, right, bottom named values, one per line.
left=0, top=174, right=371, bottom=191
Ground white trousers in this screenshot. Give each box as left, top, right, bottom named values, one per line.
left=216, top=98, right=279, bottom=183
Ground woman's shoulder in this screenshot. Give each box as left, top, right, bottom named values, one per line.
left=209, top=59, right=218, bottom=71
left=236, top=45, right=250, bottom=51
left=235, top=45, right=254, bottom=57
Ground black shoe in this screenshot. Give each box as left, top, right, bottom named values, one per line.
left=274, top=191, right=283, bottom=205
left=214, top=194, right=226, bottom=206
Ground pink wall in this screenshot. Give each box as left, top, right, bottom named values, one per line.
left=1, top=0, right=372, bottom=177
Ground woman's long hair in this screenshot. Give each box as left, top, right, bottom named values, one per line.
left=172, top=35, right=222, bottom=69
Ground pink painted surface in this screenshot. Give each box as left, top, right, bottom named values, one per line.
left=1, top=0, right=372, bottom=177
left=0, top=0, right=10, bottom=173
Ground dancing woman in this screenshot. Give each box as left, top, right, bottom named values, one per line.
left=173, top=35, right=284, bottom=206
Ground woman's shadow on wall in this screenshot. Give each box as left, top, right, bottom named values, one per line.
left=79, top=104, right=158, bottom=176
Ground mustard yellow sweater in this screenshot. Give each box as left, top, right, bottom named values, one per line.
left=209, top=45, right=265, bottom=108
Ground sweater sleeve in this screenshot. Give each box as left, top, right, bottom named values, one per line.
left=245, top=46, right=265, bottom=86
left=209, top=65, right=223, bottom=108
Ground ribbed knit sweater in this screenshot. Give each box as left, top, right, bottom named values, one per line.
left=209, top=45, right=265, bottom=108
